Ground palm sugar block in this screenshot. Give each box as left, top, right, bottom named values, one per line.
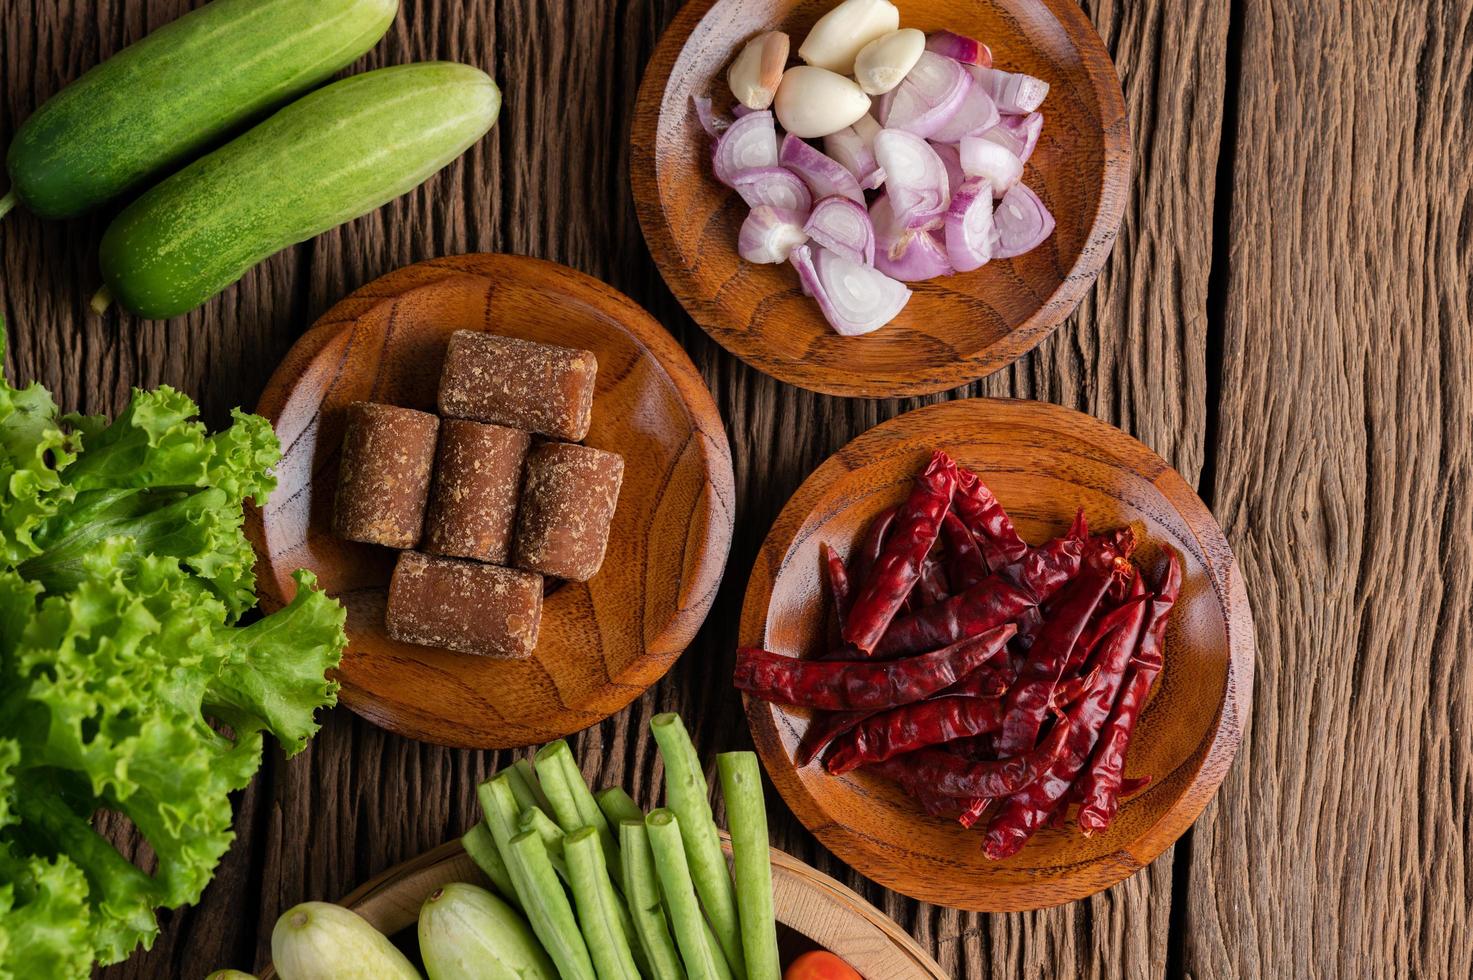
left=514, top=443, right=625, bottom=582
left=386, top=551, right=544, bottom=659
left=333, top=402, right=439, bottom=549
left=423, top=419, right=531, bottom=563
left=438, top=330, right=598, bottom=441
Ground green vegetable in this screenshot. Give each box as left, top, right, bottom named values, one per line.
left=503, top=764, right=546, bottom=816
left=507, top=832, right=597, bottom=980
left=2, top=0, right=399, bottom=220
left=418, top=882, right=557, bottom=980
left=645, top=811, right=732, bottom=980
left=650, top=714, right=745, bottom=978
left=596, top=787, right=645, bottom=829
left=534, top=740, right=623, bottom=885
left=619, top=821, right=688, bottom=980
left=564, top=828, right=642, bottom=980
left=97, top=62, right=501, bottom=319
left=516, top=808, right=570, bottom=883
left=271, top=901, right=421, bottom=980
left=513, top=759, right=555, bottom=814
left=0, top=321, right=347, bottom=977
left=461, top=824, right=519, bottom=912
left=717, top=753, right=779, bottom=980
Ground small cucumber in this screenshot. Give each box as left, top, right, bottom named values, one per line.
left=270, top=901, right=422, bottom=980
left=98, top=62, right=500, bottom=319
left=3, top=0, right=399, bottom=220
left=418, top=883, right=559, bottom=980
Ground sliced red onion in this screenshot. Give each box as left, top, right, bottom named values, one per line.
left=874, top=90, right=894, bottom=126
left=824, top=113, right=886, bottom=190
left=925, top=30, right=992, bottom=67
left=993, top=182, right=1055, bottom=259
left=790, top=243, right=911, bottom=337
left=930, top=140, right=966, bottom=195
left=731, top=103, right=756, bottom=119
left=943, top=178, right=994, bottom=272
left=967, top=66, right=1050, bottom=114
left=693, top=94, right=729, bottom=138
left=804, top=196, right=876, bottom=266
left=712, top=110, right=778, bottom=186
left=959, top=135, right=1023, bottom=197
left=928, top=79, right=1000, bottom=143
left=779, top=134, right=865, bottom=205
left=869, top=195, right=953, bottom=281
left=873, top=129, right=950, bottom=227
left=979, top=111, right=1043, bottom=163
left=883, top=51, right=971, bottom=139
left=739, top=206, right=809, bottom=264
left=730, top=167, right=813, bottom=212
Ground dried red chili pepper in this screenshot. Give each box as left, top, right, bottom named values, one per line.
left=1061, top=570, right=1145, bottom=681
left=823, top=542, right=852, bottom=633
left=940, top=661, right=1015, bottom=699
left=843, top=452, right=958, bottom=654
left=849, top=505, right=897, bottom=591
left=957, top=797, right=990, bottom=829
left=825, top=695, right=1008, bottom=774
left=981, top=590, right=1151, bottom=860
left=869, top=719, right=1071, bottom=797
left=734, top=623, right=1014, bottom=712
left=795, top=708, right=875, bottom=767
left=952, top=466, right=1029, bottom=570
left=941, top=511, right=988, bottom=592
left=914, top=551, right=951, bottom=606
left=995, top=562, right=1129, bottom=756
left=1076, top=551, right=1181, bottom=835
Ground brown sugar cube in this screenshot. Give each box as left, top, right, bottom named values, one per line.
left=437, top=330, right=598, bottom=441
left=513, top=443, right=625, bottom=582
left=386, top=552, right=543, bottom=659
left=423, top=420, right=532, bottom=563
left=333, top=402, right=439, bottom=548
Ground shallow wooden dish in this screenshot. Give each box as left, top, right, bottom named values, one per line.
left=740, top=399, right=1252, bottom=910
left=631, top=0, right=1130, bottom=398
left=258, top=835, right=946, bottom=979
left=247, top=254, right=735, bottom=749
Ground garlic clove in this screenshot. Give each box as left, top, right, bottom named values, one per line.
left=797, top=0, right=900, bottom=74
left=773, top=66, right=873, bottom=139
left=854, top=28, right=926, bottom=95
left=728, top=31, right=790, bottom=110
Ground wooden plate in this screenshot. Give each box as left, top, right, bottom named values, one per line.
left=247, top=254, right=735, bottom=749
left=631, top=0, right=1130, bottom=398
left=257, top=834, right=947, bottom=980
left=740, top=399, right=1253, bottom=910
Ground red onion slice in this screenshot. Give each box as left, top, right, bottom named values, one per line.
left=992, top=182, right=1055, bottom=258
left=967, top=66, right=1050, bottom=114
left=930, top=141, right=966, bottom=195
left=944, top=177, right=994, bottom=272
left=959, top=135, right=1023, bottom=197
left=804, top=196, right=877, bottom=266
left=928, top=78, right=1001, bottom=143
left=739, top=206, right=810, bottom=264
left=925, top=30, right=992, bottom=67
left=874, top=129, right=950, bottom=227
left=883, top=51, right=971, bottom=139
left=870, top=195, right=954, bottom=281
left=731, top=103, right=757, bottom=119
left=823, top=113, right=886, bottom=190
left=712, top=110, right=779, bottom=186
left=730, top=167, right=813, bottom=212
left=790, top=243, right=911, bottom=336
left=780, top=134, right=865, bottom=205
left=979, top=111, right=1043, bottom=163
left=693, top=94, right=730, bottom=138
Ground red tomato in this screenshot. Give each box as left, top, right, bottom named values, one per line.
left=784, top=950, right=863, bottom=980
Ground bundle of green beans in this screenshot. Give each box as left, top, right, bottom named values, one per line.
left=460, top=714, right=781, bottom=980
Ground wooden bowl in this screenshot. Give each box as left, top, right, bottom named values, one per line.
left=247, top=254, right=735, bottom=749
left=257, top=835, right=947, bottom=979
left=631, top=0, right=1130, bottom=398
left=740, top=399, right=1253, bottom=910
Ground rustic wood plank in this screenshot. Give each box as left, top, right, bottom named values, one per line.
left=0, top=1, right=1230, bottom=978
left=1186, top=1, right=1473, bottom=978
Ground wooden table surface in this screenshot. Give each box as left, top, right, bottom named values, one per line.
left=2, top=1, right=1469, bottom=978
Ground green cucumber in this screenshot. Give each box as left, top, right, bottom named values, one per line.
left=97, top=62, right=500, bottom=320
left=4, top=0, right=399, bottom=220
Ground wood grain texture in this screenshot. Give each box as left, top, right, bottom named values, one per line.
left=632, top=0, right=1131, bottom=397
left=254, top=836, right=948, bottom=979
left=248, top=254, right=735, bottom=748
left=740, top=399, right=1250, bottom=911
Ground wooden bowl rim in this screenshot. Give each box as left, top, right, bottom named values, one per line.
left=247, top=253, right=736, bottom=748
left=739, top=398, right=1254, bottom=910
left=257, top=834, right=948, bottom=980
left=630, top=0, right=1132, bottom=398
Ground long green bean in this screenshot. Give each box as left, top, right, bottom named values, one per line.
left=646, top=810, right=733, bottom=980
left=536, top=740, right=624, bottom=884
left=461, top=822, right=520, bottom=911
left=518, top=807, right=570, bottom=882
left=509, top=830, right=598, bottom=980
left=650, top=713, right=745, bottom=977
left=516, top=758, right=556, bottom=813
left=619, top=821, right=687, bottom=980
left=504, top=764, right=545, bottom=815
left=566, top=827, right=643, bottom=980
left=596, top=786, right=645, bottom=829
left=717, top=753, right=779, bottom=980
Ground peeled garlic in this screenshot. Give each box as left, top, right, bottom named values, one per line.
left=797, top=0, right=900, bottom=74
left=854, top=28, right=925, bottom=95
left=773, top=66, right=873, bottom=138
left=728, top=31, right=789, bottom=110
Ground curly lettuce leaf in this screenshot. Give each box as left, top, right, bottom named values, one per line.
left=0, top=322, right=78, bottom=566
